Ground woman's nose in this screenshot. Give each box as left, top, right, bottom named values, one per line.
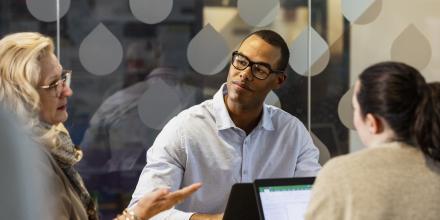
left=60, top=83, right=73, bottom=97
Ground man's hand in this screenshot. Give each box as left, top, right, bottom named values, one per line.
left=190, top=213, right=224, bottom=220
left=117, top=183, right=202, bottom=220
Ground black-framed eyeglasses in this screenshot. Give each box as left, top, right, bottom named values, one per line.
left=231, top=51, right=284, bottom=80
left=39, top=69, right=72, bottom=97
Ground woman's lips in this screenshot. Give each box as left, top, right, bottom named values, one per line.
left=57, top=105, right=66, bottom=110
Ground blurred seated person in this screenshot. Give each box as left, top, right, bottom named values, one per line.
left=0, top=104, right=55, bottom=220
left=305, top=62, right=440, bottom=220
left=80, top=34, right=199, bottom=174
left=0, top=32, right=201, bottom=220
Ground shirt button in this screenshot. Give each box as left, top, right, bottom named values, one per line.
left=243, top=170, right=248, bottom=175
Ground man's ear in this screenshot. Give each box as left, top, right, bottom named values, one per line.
left=365, top=113, right=384, bottom=134
left=274, top=73, right=287, bottom=89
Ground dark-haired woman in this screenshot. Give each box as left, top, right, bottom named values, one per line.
left=305, top=62, right=440, bottom=220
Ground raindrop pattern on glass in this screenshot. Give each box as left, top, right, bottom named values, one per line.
left=338, top=86, right=355, bottom=130
left=26, top=0, right=70, bottom=22
left=79, top=23, right=123, bottom=76
left=391, top=24, right=432, bottom=70
left=289, top=27, right=330, bottom=77
left=138, top=80, right=183, bottom=130
left=341, top=0, right=382, bottom=24
left=129, top=0, right=173, bottom=24
left=264, top=90, right=281, bottom=108
left=310, top=132, right=331, bottom=165
left=187, top=24, right=230, bottom=75
left=237, top=0, right=279, bottom=27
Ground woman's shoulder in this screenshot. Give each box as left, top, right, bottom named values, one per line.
left=36, top=145, right=89, bottom=219
left=36, top=145, right=60, bottom=176
left=318, top=142, right=422, bottom=180
left=317, top=147, right=382, bottom=177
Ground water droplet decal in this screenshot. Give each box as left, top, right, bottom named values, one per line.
left=391, top=24, right=432, bottom=70
left=187, top=24, right=230, bottom=75
left=129, top=0, right=173, bottom=24
left=237, top=0, right=279, bottom=27
left=341, top=0, right=382, bottom=24
left=338, top=86, right=355, bottom=130
left=264, top=90, right=281, bottom=108
left=138, top=80, right=183, bottom=130
left=79, top=23, right=123, bottom=76
left=26, top=0, right=70, bottom=22
left=289, top=27, right=330, bottom=76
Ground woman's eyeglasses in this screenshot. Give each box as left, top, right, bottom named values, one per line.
left=39, top=69, right=72, bottom=97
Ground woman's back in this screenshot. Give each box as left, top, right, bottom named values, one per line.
left=307, top=142, right=440, bottom=220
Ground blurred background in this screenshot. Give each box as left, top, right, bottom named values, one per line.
left=1, top=0, right=439, bottom=219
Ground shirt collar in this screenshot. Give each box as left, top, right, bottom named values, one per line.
left=213, top=83, right=274, bottom=131
left=259, top=104, right=275, bottom=131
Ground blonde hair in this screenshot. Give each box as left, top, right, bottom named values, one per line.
left=0, top=32, right=59, bottom=148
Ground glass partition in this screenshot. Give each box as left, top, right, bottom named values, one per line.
left=3, top=0, right=440, bottom=218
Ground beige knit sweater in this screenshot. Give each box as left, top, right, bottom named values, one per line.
left=305, top=142, right=440, bottom=220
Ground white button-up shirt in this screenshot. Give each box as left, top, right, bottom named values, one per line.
left=129, top=84, right=321, bottom=220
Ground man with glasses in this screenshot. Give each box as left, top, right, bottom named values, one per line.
left=129, top=30, right=321, bottom=220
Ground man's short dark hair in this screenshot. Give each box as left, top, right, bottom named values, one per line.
left=241, top=30, right=290, bottom=72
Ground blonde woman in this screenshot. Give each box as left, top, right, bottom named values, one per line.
left=0, top=32, right=201, bottom=220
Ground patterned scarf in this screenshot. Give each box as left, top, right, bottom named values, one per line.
left=41, top=123, right=99, bottom=220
